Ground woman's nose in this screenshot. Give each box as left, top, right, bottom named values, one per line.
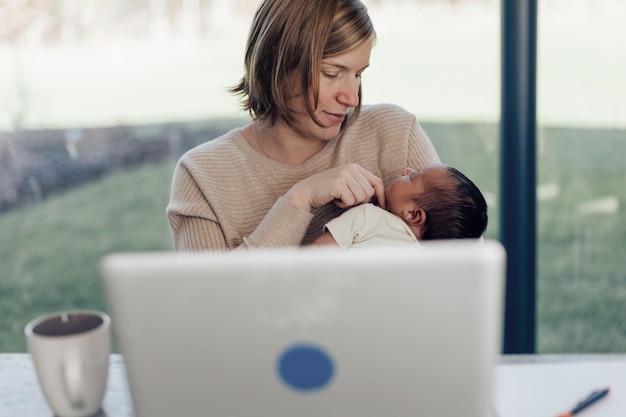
left=337, top=78, right=359, bottom=107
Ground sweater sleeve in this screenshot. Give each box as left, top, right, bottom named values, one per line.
left=167, top=151, right=314, bottom=252
left=238, top=197, right=314, bottom=250
left=167, top=162, right=230, bottom=252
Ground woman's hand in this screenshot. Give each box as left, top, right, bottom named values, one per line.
left=284, top=163, right=386, bottom=211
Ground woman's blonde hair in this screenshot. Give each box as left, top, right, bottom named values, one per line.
left=231, top=0, right=375, bottom=134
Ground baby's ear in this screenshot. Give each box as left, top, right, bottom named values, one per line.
left=404, top=207, right=426, bottom=227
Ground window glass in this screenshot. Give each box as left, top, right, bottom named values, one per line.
left=1, top=0, right=248, bottom=352
left=7, top=0, right=624, bottom=355
left=1, top=0, right=502, bottom=353
left=536, top=0, right=626, bottom=352
left=366, top=0, right=501, bottom=236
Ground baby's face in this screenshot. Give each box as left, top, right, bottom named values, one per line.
left=385, top=164, right=449, bottom=215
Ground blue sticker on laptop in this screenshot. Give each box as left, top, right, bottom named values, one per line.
left=277, top=343, right=335, bottom=392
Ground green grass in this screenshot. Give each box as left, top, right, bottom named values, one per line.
left=1, top=1, right=624, bottom=354
left=430, top=124, right=626, bottom=353
left=1, top=121, right=624, bottom=353
left=535, top=128, right=626, bottom=352
left=0, top=160, right=175, bottom=352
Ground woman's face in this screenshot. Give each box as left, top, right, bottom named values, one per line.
left=288, top=37, right=374, bottom=141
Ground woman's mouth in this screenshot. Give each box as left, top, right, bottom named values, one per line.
left=324, top=111, right=346, bottom=124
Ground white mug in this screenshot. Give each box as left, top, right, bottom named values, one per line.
left=25, top=310, right=111, bottom=417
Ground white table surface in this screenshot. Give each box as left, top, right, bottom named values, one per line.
left=0, top=354, right=133, bottom=417
left=2, top=353, right=625, bottom=417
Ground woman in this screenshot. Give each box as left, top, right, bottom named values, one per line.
left=167, top=0, right=440, bottom=251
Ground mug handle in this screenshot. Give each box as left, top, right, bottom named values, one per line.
left=63, top=350, right=86, bottom=409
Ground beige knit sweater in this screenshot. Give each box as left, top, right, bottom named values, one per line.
left=166, top=103, right=441, bottom=252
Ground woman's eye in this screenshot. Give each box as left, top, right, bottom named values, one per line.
left=323, top=72, right=339, bottom=79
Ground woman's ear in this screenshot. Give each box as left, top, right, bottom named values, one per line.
left=404, top=207, right=426, bottom=227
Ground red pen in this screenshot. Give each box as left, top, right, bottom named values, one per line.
left=556, top=387, right=611, bottom=417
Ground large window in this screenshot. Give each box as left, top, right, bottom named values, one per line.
left=535, top=0, right=626, bottom=352
left=1, top=0, right=623, bottom=353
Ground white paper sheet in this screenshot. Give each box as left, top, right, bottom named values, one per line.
left=494, top=360, right=626, bottom=417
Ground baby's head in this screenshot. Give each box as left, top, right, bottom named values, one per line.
left=385, top=164, right=488, bottom=240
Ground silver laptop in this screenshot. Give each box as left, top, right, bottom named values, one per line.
left=100, top=240, right=505, bottom=417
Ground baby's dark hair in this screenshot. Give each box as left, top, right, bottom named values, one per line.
left=414, top=167, right=488, bottom=240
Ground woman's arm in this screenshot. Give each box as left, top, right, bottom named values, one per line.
left=167, top=160, right=383, bottom=252
left=167, top=162, right=231, bottom=252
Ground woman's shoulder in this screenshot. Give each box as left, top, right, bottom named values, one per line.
left=178, top=127, right=245, bottom=165
left=344, top=103, right=417, bottom=140
left=350, top=103, right=416, bottom=135
left=357, top=103, right=415, bottom=123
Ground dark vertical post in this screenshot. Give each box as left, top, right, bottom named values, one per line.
left=500, top=0, right=537, bottom=353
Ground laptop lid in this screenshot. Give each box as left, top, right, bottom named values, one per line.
left=100, top=240, right=505, bottom=417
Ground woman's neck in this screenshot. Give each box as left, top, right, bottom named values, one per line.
left=248, top=120, right=326, bottom=165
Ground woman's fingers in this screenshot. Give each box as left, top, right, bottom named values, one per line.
left=285, top=164, right=385, bottom=211
left=356, top=165, right=386, bottom=209
left=333, top=169, right=374, bottom=207
left=339, top=164, right=385, bottom=208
